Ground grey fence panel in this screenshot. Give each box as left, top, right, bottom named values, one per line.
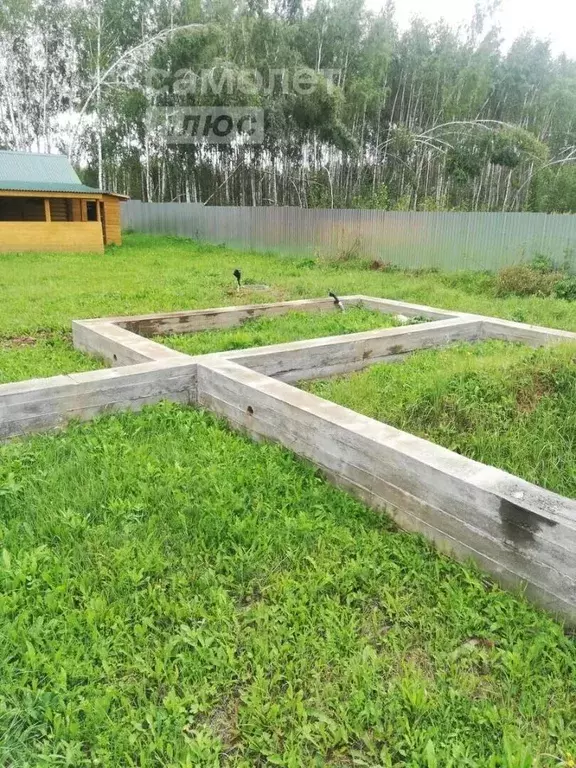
left=122, top=202, right=576, bottom=271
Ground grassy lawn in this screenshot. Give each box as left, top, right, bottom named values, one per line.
left=2, top=403, right=576, bottom=767
left=0, top=332, right=105, bottom=385
left=3, top=232, right=576, bottom=381
left=4, top=234, right=576, bottom=338
left=3, top=235, right=576, bottom=766
left=304, top=340, right=576, bottom=500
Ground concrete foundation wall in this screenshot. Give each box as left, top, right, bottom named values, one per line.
left=227, top=318, right=482, bottom=381
left=3, top=295, right=576, bottom=623
left=197, top=356, right=576, bottom=622
left=116, top=297, right=346, bottom=337
left=0, top=360, right=197, bottom=440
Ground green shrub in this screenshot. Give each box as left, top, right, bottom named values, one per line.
left=554, top=276, right=576, bottom=301
left=530, top=253, right=555, bottom=273
left=494, top=264, right=562, bottom=297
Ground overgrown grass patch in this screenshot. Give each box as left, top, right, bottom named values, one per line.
left=304, top=340, right=576, bottom=499
left=1, top=403, right=576, bottom=766
left=156, top=306, right=401, bottom=355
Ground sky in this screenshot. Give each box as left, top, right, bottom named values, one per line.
left=379, top=0, right=576, bottom=58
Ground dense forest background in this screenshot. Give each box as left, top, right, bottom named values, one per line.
left=1, top=0, right=576, bottom=210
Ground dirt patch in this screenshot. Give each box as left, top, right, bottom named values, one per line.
left=0, top=331, right=70, bottom=350
left=185, top=696, right=240, bottom=751
left=224, top=286, right=286, bottom=301
left=226, top=285, right=293, bottom=304
left=1, top=335, right=38, bottom=348
left=369, top=259, right=394, bottom=271
left=515, top=372, right=555, bottom=413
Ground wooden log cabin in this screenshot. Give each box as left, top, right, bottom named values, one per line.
left=0, top=151, right=128, bottom=254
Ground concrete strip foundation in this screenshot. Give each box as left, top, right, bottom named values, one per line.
left=0, top=359, right=198, bottom=440
left=2, top=295, right=576, bottom=622
left=197, top=356, right=576, bottom=620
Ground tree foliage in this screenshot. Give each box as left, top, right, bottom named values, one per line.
left=1, top=0, right=575, bottom=210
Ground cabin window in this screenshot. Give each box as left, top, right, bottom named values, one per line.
left=0, top=197, right=45, bottom=221
left=86, top=201, right=98, bottom=221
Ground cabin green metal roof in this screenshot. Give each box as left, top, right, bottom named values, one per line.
left=0, top=180, right=102, bottom=194
left=0, top=151, right=100, bottom=194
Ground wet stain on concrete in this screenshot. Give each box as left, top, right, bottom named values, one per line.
left=499, top=498, right=557, bottom=546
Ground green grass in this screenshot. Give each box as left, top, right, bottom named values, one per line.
left=2, top=235, right=576, bottom=338
left=3, top=232, right=576, bottom=382
left=1, top=403, right=576, bottom=767
left=3, top=235, right=576, bottom=764
left=156, top=306, right=401, bottom=356
left=0, top=332, right=105, bottom=384
left=304, top=340, right=576, bottom=499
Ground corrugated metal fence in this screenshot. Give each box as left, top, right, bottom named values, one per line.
left=122, top=202, right=576, bottom=272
